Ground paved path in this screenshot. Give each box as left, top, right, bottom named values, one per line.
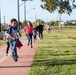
left=0, top=36, right=39, bottom=75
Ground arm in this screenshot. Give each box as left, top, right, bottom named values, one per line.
left=7, top=27, right=16, bottom=40
left=8, top=34, right=16, bottom=40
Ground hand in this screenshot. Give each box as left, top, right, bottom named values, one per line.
left=12, top=38, right=16, bottom=41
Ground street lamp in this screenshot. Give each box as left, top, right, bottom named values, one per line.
left=26, top=8, right=35, bottom=13
left=17, top=0, right=33, bottom=29
left=22, top=0, right=33, bottom=24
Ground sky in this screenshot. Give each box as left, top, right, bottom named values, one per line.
left=0, top=0, right=76, bottom=24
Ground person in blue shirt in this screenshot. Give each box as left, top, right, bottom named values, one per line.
left=7, top=18, right=20, bottom=62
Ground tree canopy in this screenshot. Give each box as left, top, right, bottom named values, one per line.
left=41, top=0, right=76, bottom=15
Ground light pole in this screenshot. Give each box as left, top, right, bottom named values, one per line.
left=34, top=8, right=37, bottom=26
left=24, top=1, right=26, bottom=22
left=26, top=8, right=35, bottom=13
left=17, top=0, right=20, bottom=30
left=22, top=0, right=33, bottom=25
left=4, top=15, right=6, bottom=24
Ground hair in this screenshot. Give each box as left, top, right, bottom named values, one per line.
left=11, top=18, right=17, bottom=23
left=28, top=21, right=32, bottom=26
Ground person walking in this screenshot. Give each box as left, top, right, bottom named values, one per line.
left=24, top=21, right=34, bottom=48
left=47, top=24, right=51, bottom=33
left=5, top=24, right=12, bottom=56
left=36, top=22, right=44, bottom=39
left=33, top=27, right=37, bottom=43
left=7, top=18, right=19, bottom=62
left=5, top=30, right=10, bottom=56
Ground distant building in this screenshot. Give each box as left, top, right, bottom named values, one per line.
left=66, top=20, right=76, bottom=25
left=60, top=21, right=65, bottom=25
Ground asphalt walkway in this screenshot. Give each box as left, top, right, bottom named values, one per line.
left=0, top=36, right=39, bottom=75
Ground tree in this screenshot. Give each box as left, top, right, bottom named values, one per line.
left=36, top=19, right=45, bottom=23
left=22, top=20, right=28, bottom=27
left=41, top=0, right=76, bottom=30
left=49, top=21, right=55, bottom=26
left=41, top=0, right=76, bottom=15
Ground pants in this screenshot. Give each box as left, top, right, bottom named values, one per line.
left=27, top=34, right=33, bottom=46
left=6, top=42, right=10, bottom=54
left=39, top=31, right=43, bottom=39
left=10, top=39, right=19, bottom=59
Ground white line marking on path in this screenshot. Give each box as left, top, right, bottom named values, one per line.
left=0, top=52, right=11, bottom=63
left=0, top=40, right=27, bottom=63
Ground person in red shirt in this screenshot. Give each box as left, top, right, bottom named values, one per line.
left=24, top=21, right=34, bottom=48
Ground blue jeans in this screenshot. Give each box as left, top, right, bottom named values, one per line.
left=27, top=34, right=32, bottom=46
left=10, top=39, right=19, bottom=59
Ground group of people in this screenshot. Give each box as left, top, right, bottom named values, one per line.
left=24, top=21, right=44, bottom=48
left=5, top=18, right=44, bottom=62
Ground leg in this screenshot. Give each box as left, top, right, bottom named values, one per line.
left=41, top=31, right=43, bottom=39
left=27, top=34, right=30, bottom=46
left=10, top=39, right=18, bottom=62
left=29, top=34, right=33, bottom=48
left=6, top=42, right=10, bottom=56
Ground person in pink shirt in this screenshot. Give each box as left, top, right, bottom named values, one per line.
left=24, top=21, right=34, bottom=48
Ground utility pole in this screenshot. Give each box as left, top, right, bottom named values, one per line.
left=4, top=16, right=5, bottom=24
left=35, top=9, right=36, bottom=26
left=24, top=1, right=26, bottom=25
left=17, top=0, right=20, bottom=30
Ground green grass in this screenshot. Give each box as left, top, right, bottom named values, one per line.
left=0, top=40, right=5, bottom=46
left=29, top=29, right=76, bottom=75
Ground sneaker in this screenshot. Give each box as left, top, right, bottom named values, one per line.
left=6, top=53, right=8, bottom=56
left=13, top=58, right=18, bottom=62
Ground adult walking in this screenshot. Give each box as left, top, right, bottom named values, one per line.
left=24, top=21, right=34, bottom=48
left=36, top=22, right=44, bottom=39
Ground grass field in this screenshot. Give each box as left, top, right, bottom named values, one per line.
left=29, top=29, right=76, bottom=75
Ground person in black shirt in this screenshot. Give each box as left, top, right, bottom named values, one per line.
left=36, top=22, right=44, bottom=39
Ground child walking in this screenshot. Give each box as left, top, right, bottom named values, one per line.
left=7, top=18, right=19, bottom=62
left=5, top=24, right=12, bottom=56
left=5, top=30, right=10, bottom=56
left=33, top=28, right=37, bottom=43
